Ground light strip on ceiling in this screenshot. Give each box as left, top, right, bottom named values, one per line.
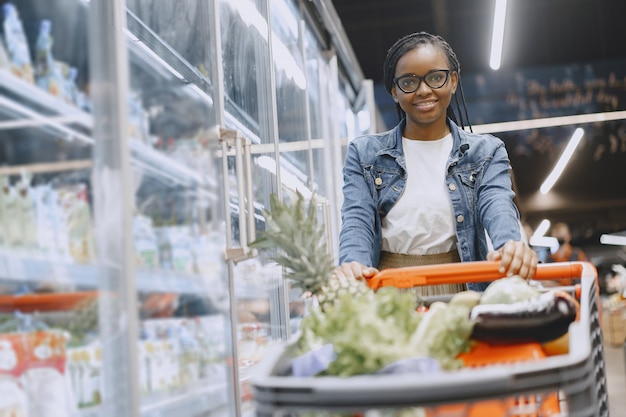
left=532, top=219, right=551, bottom=239
left=471, top=110, right=626, bottom=134
left=489, top=0, right=507, bottom=70
left=529, top=219, right=558, bottom=250
left=600, top=234, right=626, bottom=246
left=540, top=127, right=584, bottom=194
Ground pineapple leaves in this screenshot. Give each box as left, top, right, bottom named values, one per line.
left=250, top=191, right=333, bottom=288
left=250, top=191, right=372, bottom=308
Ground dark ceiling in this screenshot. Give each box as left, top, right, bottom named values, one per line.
left=332, top=0, right=626, bottom=271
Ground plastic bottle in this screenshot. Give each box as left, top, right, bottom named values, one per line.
left=35, top=19, right=62, bottom=96
left=2, top=3, right=33, bottom=82
left=0, top=34, right=10, bottom=69
left=16, top=172, right=37, bottom=250
left=35, top=20, right=53, bottom=78
left=65, top=67, right=79, bottom=104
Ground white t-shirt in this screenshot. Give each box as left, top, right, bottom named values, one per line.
left=381, top=134, right=456, bottom=255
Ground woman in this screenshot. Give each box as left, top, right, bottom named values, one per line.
left=336, top=32, right=537, bottom=293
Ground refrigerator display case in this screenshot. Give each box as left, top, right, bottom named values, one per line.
left=0, top=0, right=378, bottom=416
left=1, top=0, right=239, bottom=416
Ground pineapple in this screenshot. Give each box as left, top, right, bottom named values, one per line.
left=250, top=191, right=372, bottom=310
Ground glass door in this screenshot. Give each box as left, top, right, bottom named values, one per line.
left=0, top=1, right=101, bottom=415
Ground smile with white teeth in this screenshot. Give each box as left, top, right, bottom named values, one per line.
left=415, top=100, right=437, bottom=108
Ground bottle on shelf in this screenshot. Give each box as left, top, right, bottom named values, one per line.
left=1, top=177, right=20, bottom=249
left=16, top=171, right=38, bottom=251
left=2, top=2, right=34, bottom=83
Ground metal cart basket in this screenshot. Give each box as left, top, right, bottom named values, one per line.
left=251, top=261, right=609, bottom=417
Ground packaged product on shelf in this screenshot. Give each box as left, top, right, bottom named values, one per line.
left=128, top=92, right=150, bottom=144
left=0, top=373, right=28, bottom=417
left=168, top=226, right=194, bottom=274
left=155, top=227, right=172, bottom=270
left=0, top=176, right=20, bottom=249
left=238, top=322, right=269, bottom=368
left=0, top=330, right=75, bottom=417
left=35, top=185, right=71, bottom=260
left=34, top=19, right=62, bottom=97
left=177, top=320, right=201, bottom=385
left=192, top=230, right=225, bottom=279
left=58, top=184, right=96, bottom=264
left=137, top=341, right=150, bottom=395
left=16, top=172, right=37, bottom=251
left=138, top=317, right=226, bottom=395
left=164, top=330, right=181, bottom=390
left=66, top=344, right=102, bottom=408
left=64, top=67, right=80, bottom=105
left=133, top=214, right=159, bottom=268
left=146, top=339, right=169, bottom=393
left=190, top=316, right=227, bottom=380
left=1, top=2, right=34, bottom=83
left=0, top=34, right=10, bottom=69
left=0, top=176, right=6, bottom=247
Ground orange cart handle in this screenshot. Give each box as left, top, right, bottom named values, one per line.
left=366, top=260, right=586, bottom=290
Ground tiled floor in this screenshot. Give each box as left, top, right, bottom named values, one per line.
left=604, top=343, right=626, bottom=416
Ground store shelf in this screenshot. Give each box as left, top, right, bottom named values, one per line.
left=71, top=381, right=228, bottom=417
left=125, top=10, right=213, bottom=100
left=140, top=381, right=228, bottom=417
left=0, top=253, right=103, bottom=288
left=129, top=139, right=216, bottom=189
left=0, top=72, right=213, bottom=190
left=0, top=254, right=218, bottom=294
left=136, top=268, right=220, bottom=294
left=75, top=407, right=101, bottom=417
left=0, top=68, right=93, bottom=130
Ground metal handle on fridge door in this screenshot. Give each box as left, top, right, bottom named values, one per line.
left=218, top=128, right=257, bottom=262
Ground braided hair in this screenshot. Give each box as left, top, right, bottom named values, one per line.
left=383, top=32, right=472, bottom=132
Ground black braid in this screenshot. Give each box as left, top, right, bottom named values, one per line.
left=383, top=32, right=473, bottom=132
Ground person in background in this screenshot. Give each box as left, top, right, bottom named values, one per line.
left=548, top=222, right=587, bottom=263
left=546, top=222, right=588, bottom=286
left=335, top=32, right=537, bottom=294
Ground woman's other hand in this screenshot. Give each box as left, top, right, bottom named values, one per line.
left=487, top=240, right=538, bottom=280
left=334, top=261, right=379, bottom=281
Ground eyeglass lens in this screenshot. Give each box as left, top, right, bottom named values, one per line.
left=395, top=70, right=449, bottom=93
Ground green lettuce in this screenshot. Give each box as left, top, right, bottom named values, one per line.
left=297, top=287, right=474, bottom=376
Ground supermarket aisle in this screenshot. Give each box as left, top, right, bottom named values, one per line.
left=604, top=343, right=626, bottom=415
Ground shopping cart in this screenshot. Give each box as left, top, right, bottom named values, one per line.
left=251, top=261, right=609, bottom=417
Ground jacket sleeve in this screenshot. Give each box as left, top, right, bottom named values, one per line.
left=477, top=140, right=521, bottom=250
left=338, top=141, right=379, bottom=266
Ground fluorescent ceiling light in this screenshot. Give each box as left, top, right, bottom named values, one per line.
left=471, top=110, right=626, bottom=134
left=540, top=127, right=584, bottom=195
left=529, top=219, right=558, bottom=252
left=531, top=219, right=551, bottom=240
left=529, top=236, right=559, bottom=251
left=600, top=234, right=626, bottom=246
left=489, top=0, right=507, bottom=70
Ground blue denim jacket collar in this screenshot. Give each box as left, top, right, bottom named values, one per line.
left=382, top=118, right=472, bottom=169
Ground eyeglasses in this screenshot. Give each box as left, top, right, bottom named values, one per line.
left=393, top=69, right=451, bottom=93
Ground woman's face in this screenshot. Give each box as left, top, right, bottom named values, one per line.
left=392, top=45, right=458, bottom=136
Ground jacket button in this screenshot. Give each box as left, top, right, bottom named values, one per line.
left=456, top=215, right=464, bottom=223
left=448, top=183, right=456, bottom=191
left=375, top=177, right=382, bottom=186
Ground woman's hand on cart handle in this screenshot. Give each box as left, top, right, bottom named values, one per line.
left=334, top=261, right=379, bottom=281
left=487, top=240, right=538, bottom=280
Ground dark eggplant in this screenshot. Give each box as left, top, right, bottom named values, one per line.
left=469, top=291, right=579, bottom=344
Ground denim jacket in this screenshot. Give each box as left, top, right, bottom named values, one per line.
left=338, top=118, right=521, bottom=271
